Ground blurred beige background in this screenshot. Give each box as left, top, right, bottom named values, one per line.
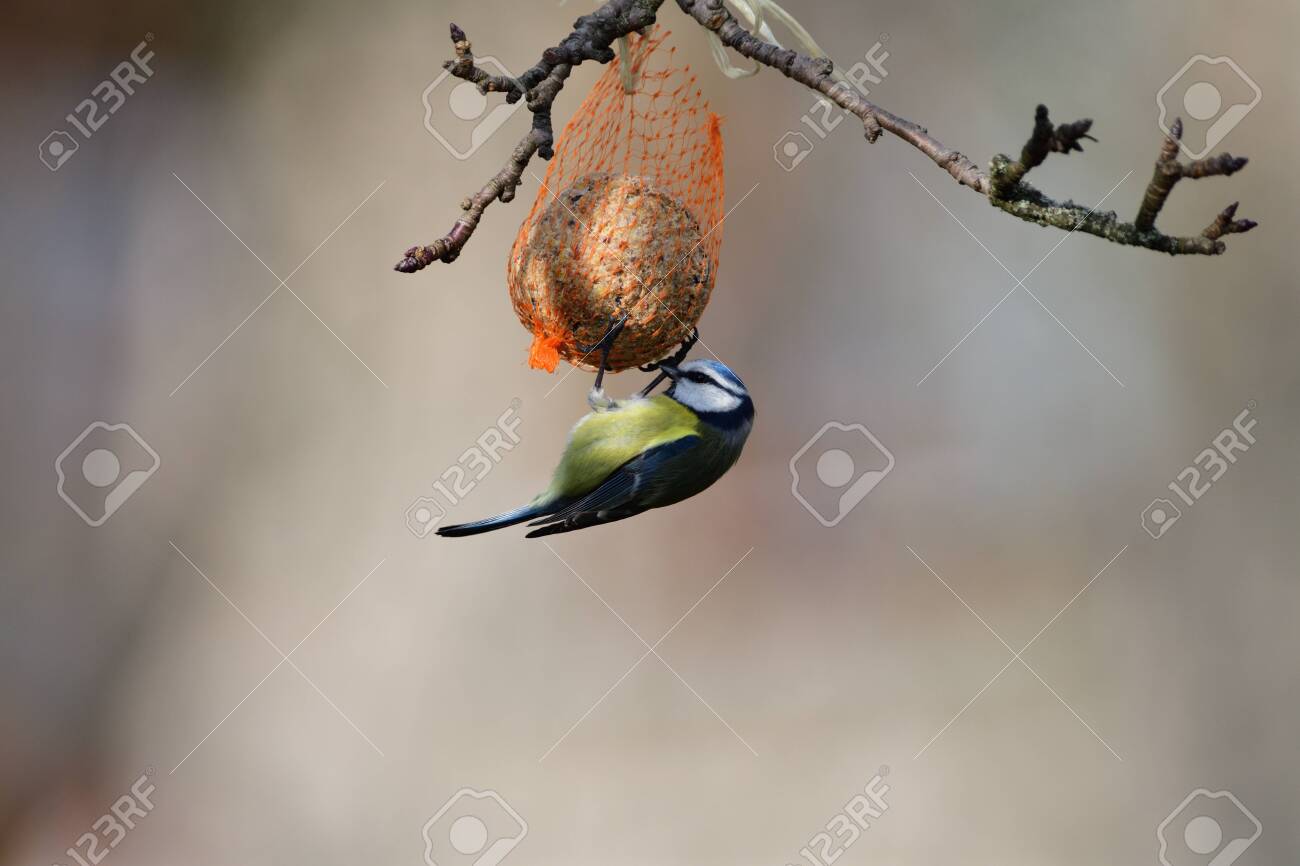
left=2, top=1, right=1297, bottom=865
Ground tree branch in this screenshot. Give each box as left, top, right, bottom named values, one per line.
left=987, top=104, right=1095, bottom=199
left=674, top=0, right=989, bottom=191
left=396, top=0, right=1255, bottom=271
left=986, top=107, right=1254, bottom=255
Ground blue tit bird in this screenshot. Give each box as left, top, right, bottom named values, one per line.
left=437, top=351, right=754, bottom=539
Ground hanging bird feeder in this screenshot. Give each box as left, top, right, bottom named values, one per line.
left=507, top=29, right=725, bottom=372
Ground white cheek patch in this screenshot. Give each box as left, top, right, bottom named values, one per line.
left=679, top=382, right=742, bottom=414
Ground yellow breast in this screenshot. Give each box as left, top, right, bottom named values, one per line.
left=546, top=395, right=698, bottom=498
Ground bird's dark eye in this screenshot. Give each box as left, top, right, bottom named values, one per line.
left=686, top=371, right=711, bottom=384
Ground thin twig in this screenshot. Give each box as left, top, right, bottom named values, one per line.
left=675, top=0, right=987, bottom=190
left=1133, top=118, right=1249, bottom=232
left=983, top=107, right=1253, bottom=255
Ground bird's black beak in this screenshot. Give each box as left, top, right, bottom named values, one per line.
left=659, top=364, right=682, bottom=380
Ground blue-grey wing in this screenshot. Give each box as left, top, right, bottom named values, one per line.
left=528, top=435, right=702, bottom=529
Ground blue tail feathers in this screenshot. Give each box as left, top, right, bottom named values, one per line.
left=436, top=502, right=557, bottom=537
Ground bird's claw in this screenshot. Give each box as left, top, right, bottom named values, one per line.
left=587, top=386, right=616, bottom=412
left=583, top=312, right=629, bottom=406
left=637, top=328, right=700, bottom=398
left=578, top=312, right=629, bottom=356
left=639, top=327, right=699, bottom=372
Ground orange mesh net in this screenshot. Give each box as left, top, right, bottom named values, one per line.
left=508, top=28, right=725, bottom=372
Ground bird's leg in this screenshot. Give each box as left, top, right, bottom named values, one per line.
left=579, top=313, right=628, bottom=411
left=638, top=327, right=700, bottom=397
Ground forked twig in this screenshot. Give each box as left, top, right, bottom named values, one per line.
left=987, top=109, right=1254, bottom=255
left=396, top=3, right=658, bottom=272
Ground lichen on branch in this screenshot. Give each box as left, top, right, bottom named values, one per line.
left=987, top=108, right=1254, bottom=255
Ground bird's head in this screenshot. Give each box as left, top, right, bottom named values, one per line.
left=662, top=358, right=754, bottom=430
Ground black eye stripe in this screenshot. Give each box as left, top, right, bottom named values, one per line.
left=679, top=367, right=747, bottom=397
left=699, top=377, right=743, bottom=395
